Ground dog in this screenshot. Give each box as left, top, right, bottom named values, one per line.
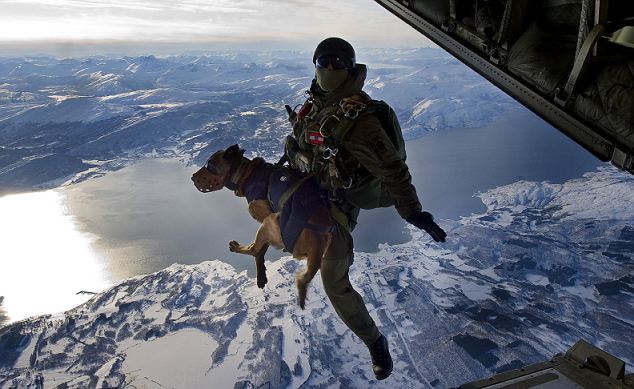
left=192, top=144, right=334, bottom=309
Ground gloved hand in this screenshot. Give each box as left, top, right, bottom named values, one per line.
left=406, top=211, right=447, bottom=242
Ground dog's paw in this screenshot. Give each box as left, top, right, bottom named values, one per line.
left=228, top=240, right=240, bottom=252
left=257, top=275, right=268, bottom=289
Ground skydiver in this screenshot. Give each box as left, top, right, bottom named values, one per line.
left=283, top=37, right=447, bottom=380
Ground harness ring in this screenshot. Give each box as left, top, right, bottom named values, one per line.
left=319, top=115, right=340, bottom=137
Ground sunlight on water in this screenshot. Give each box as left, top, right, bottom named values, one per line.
left=0, top=190, right=110, bottom=324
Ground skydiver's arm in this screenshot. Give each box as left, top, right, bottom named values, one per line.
left=343, top=113, right=422, bottom=219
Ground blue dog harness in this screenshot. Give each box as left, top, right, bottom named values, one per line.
left=240, top=161, right=334, bottom=252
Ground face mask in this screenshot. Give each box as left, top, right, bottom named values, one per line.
left=315, top=67, right=348, bottom=92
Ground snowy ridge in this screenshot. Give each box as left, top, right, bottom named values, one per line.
left=1, top=166, right=632, bottom=388
left=0, top=49, right=515, bottom=194
left=479, top=167, right=634, bottom=221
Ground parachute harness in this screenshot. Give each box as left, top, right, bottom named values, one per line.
left=290, top=95, right=368, bottom=192
left=282, top=95, right=372, bottom=233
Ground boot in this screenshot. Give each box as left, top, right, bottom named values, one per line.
left=368, top=334, right=393, bottom=380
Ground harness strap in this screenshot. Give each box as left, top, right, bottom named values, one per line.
left=229, top=157, right=249, bottom=187
left=275, top=153, right=288, bottom=168
left=329, top=203, right=352, bottom=233
left=330, top=116, right=356, bottom=144
left=331, top=103, right=378, bottom=144
left=273, top=173, right=315, bottom=212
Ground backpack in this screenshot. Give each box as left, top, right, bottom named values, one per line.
left=336, top=99, right=407, bottom=210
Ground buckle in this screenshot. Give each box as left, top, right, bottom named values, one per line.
left=319, top=115, right=340, bottom=137
left=322, top=147, right=338, bottom=160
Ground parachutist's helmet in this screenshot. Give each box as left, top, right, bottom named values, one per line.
left=312, top=37, right=356, bottom=70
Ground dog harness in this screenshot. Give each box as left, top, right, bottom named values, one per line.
left=236, top=159, right=334, bottom=252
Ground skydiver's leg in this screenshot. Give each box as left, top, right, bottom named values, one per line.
left=320, top=227, right=380, bottom=346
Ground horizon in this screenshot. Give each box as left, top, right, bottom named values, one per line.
left=0, top=41, right=440, bottom=59
left=0, top=0, right=435, bottom=57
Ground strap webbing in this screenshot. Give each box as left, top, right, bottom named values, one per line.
left=276, top=173, right=314, bottom=211
left=275, top=153, right=288, bottom=168
left=329, top=105, right=379, bottom=150
left=329, top=203, right=351, bottom=233
left=331, top=116, right=356, bottom=143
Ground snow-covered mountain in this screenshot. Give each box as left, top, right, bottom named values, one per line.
left=0, top=49, right=515, bottom=195
left=1, top=48, right=630, bottom=388
left=1, top=167, right=632, bottom=388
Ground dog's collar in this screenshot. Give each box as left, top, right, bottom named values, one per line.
left=226, top=157, right=248, bottom=191
left=228, top=157, right=264, bottom=196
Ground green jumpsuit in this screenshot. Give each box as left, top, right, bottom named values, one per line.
left=288, top=64, right=422, bottom=346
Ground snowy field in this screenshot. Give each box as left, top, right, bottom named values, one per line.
left=1, top=167, right=632, bottom=388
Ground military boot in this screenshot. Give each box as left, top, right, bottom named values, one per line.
left=368, top=334, right=393, bottom=380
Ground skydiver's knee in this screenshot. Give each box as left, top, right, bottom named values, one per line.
left=320, top=247, right=353, bottom=296
left=321, top=271, right=351, bottom=297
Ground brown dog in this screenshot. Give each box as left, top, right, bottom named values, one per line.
left=192, top=144, right=334, bottom=309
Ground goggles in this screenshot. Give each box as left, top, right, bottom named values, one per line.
left=315, top=55, right=354, bottom=70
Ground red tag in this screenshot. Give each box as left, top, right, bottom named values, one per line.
left=298, top=102, right=312, bottom=118
left=307, top=131, right=324, bottom=145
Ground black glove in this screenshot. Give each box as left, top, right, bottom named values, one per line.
left=406, top=211, right=447, bottom=242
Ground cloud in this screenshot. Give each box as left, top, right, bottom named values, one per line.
left=0, top=0, right=433, bottom=49
left=3, top=0, right=164, bottom=11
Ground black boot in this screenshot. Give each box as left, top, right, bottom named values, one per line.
left=368, top=334, right=393, bottom=380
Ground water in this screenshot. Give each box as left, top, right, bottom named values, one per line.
left=0, top=191, right=109, bottom=325
left=0, top=108, right=603, bottom=325
left=409, top=110, right=603, bottom=218
left=64, top=159, right=268, bottom=281
left=354, top=108, right=602, bottom=249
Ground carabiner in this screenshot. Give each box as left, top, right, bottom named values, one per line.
left=339, top=99, right=366, bottom=119
left=322, top=147, right=339, bottom=160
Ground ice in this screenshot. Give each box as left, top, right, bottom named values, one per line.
left=121, top=329, right=219, bottom=388
left=526, top=273, right=550, bottom=286
left=459, top=280, right=493, bottom=301
left=412, top=98, right=436, bottom=116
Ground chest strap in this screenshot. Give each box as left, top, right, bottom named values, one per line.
left=329, top=204, right=352, bottom=233
left=270, top=173, right=315, bottom=212
left=317, top=99, right=363, bottom=139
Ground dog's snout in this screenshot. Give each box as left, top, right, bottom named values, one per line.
left=192, top=167, right=221, bottom=193
left=192, top=170, right=205, bottom=191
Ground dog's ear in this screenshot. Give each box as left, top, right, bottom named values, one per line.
left=224, top=144, right=244, bottom=160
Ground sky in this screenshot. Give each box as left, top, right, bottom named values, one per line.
left=0, top=0, right=434, bottom=56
